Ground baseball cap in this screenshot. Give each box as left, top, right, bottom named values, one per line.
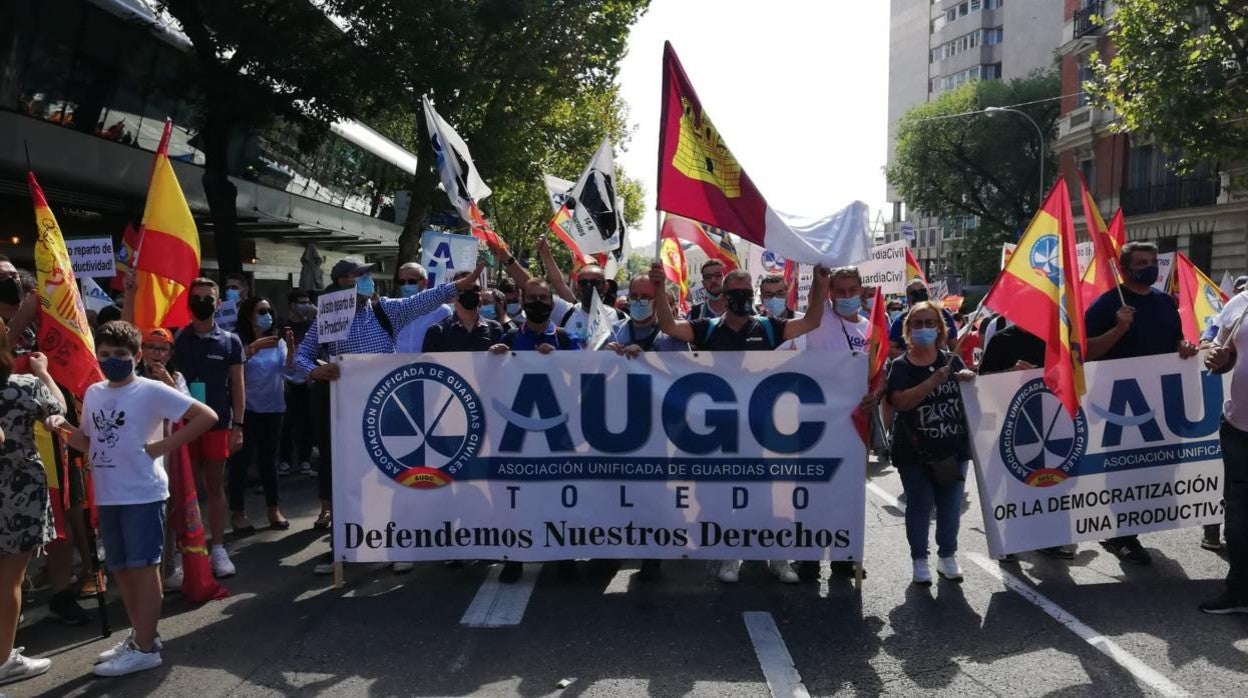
left=330, top=257, right=377, bottom=281
left=144, top=328, right=174, bottom=346
left=1234, top=275, right=1248, bottom=292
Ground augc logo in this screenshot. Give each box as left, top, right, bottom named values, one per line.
left=761, top=250, right=786, bottom=274
left=362, top=363, right=484, bottom=489
left=999, top=378, right=1088, bottom=487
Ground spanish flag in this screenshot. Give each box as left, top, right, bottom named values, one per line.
left=661, top=214, right=740, bottom=271
left=983, top=179, right=1085, bottom=417
left=853, top=285, right=891, bottom=444
left=904, top=245, right=926, bottom=284
left=1077, top=173, right=1124, bottom=308
left=134, top=121, right=199, bottom=331
left=28, top=172, right=104, bottom=397
left=659, top=219, right=691, bottom=314
left=1172, top=251, right=1227, bottom=344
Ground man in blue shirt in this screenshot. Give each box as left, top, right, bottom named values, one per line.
left=1085, top=240, right=1198, bottom=565
left=295, top=257, right=483, bottom=575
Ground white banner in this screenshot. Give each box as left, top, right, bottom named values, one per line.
left=66, top=237, right=116, bottom=278
left=421, top=230, right=480, bottom=288
left=962, top=353, right=1228, bottom=558
left=857, top=241, right=908, bottom=295
left=331, top=351, right=867, bottom=562
left=317, top=288, right=357, bottom=344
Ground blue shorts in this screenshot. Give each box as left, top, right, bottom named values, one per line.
left=98, top=501, right=167, bottom=572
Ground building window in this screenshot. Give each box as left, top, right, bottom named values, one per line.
left=959, top=3, right=969, bottom=17
left=1157, top=236, right=1178, bottom=253
left=985, top=62, right=1002, bottom=79
left=970, top=0, right=982, bottom=11
left=1076, top=59, right=1096, bottom=108
left=986, top=27, right=1004, bottom=45
left=1189, top=233, right=1213, bottom=273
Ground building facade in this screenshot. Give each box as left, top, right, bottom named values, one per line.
left=883, top=0, right=1065, bottom=287
left=1053, top=0, right=1247, bottom=278
left=0, top=0, right=414, bottom=311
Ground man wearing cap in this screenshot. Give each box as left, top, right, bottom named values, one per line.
left=293, top=257, right=485, bottom=575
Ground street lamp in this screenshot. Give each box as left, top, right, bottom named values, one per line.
left=983, top=106, right=1046, bottom=208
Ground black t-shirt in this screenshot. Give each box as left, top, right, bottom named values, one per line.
left=887, top=351, right=970, bottom=464
left=421, top=316, right=503, bottom=352
left=978, top=325, right=1046, bottom=375
left=1084, top=285, right=1182, bottom=360
left=690, top=316, right=786, bottom=351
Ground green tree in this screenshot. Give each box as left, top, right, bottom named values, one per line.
left=885, top=71, right=1060, bottom=284
left=1089, top=0, right=1248, bottom=176
left=159, top=0, right=385, bottom=274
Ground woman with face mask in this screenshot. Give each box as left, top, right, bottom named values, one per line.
left=227, top=297, right=292, bottom=534
left=886, top=301, right=976, bottom=586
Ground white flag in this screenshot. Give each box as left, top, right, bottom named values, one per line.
left=542, top=174, right=576, bottom=213
left=1220, top=270, right=1235, bottom=298
left=565, top=137, right=624, bottom=256
left=586, top=288, right=617, bottom=350
left=79, top=276, right=114, bottom=313
left=423, top=96, right=491, bottom=226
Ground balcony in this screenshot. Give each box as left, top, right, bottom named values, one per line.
left=1074, top=2, right=1103, bottom=39
left=1121, top=176, right=1221, bottom=216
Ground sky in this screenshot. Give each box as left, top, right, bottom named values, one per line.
left=615, top=0, right=891, bottom=248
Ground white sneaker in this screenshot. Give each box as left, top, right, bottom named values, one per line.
left=767, top=560, right=800, bottom=584
left=936, top=555, right=963, bottom=582
left=97, top=633, right=163, bottom=663
left=717, top=560, right=742, bottom=584
left=210, top=545, right=236, bottom=578
left=164, top=565, right=184, bottom=592
left=92, top=641, right=162, bottom=677
left=0, top=647, right=51, bottom=686
left=391, top=562, right=414, bottom=574
left=912, top=558, right=932, bottom=585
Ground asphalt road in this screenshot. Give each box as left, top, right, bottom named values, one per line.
left=10, top=458, right=1247, bottom=697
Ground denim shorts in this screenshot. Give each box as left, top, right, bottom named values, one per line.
left=98, top=501, right=167, bottom=572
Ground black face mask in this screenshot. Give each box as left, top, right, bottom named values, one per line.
left=458, top=290, right=481, bottom=310
left=189, top=295, right=216, bottom=321
left=0, top=277, right=21, bottom=306
left=525, top=300, right=553, bottom=324
left=907, top=288, right=929, bottom=305
left=725, top=289, right=754, bottom=316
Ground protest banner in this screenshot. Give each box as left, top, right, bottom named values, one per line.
left=857, top=241, right=908, bottom=295
left=317, top=287, right=357, bottom=344
left=421, top=230, right=480, bottom=288
left=66, top=236, right=116, bottom=278
left=962, top=353, right=1228, bottom=558
left=331, top=350, right=867, bottom=563
left=1076, top=241, right=1094, bottom=277
left=214, top=298, right=238, bottom=332
left=1155, top=252, right=1175, bottom=292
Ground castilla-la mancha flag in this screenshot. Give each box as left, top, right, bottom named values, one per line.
left=28, top=172, right=103, bottom=397
left=982, top=179, right=1086, bottom=418
left=656, top=42, right=869, bottom=266
left=134, top=120, right=199, bottom=331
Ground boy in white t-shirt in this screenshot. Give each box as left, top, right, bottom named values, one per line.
left=51, top=321, right=217, bottom=677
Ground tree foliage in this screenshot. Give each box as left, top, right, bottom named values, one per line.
left=885, top=71, right=1060, bottom=284
left=1089, top=0, right=1248, bottom=175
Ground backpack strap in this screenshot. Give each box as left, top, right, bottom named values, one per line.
left=703, top=317, right=722, bottom=346
left=560, top=307, right=577, bottom=328
left=372, top=301, right=395, bottom=340
left=501, top=329, right=517, bottom=349
left=554, top=327, right=572, bottom=351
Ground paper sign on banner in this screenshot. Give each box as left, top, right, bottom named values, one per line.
left=1076, top=241, right=1094, bottom=277
left=856, top=241, right=909, bottom=295
left=66, top=236, right=116, bottom=278
left=962, top=353, right=1229, bottom=558
left=214, top=299, right=238, bottom=332
left=1154, top=252, right=1176, bottom=292
left=331, top=351, right=867, bottom=562
left=421, top=230, right=480, bottom=288
left=316, top=288, right=358, bottom=344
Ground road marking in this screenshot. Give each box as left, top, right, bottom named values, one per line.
left=742, top=611, right=811, bottom=698
left=460, top=563, right=541, bottom=627
left=866, top=481, right=903, bottom=510
left=965, top=553, right=1189, bottom=698
left=604, top=565, right=636, bottom=594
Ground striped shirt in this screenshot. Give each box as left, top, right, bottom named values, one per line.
left=293, top=284, right=459, bottom=379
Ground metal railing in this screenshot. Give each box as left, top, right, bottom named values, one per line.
left=1121, top=176, right=1221, bottom=216
left=1074, top=1, right=1103, bottom=39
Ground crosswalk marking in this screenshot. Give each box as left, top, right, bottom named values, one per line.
left=743, top=611, right=811, bottom=698
left=460, top=563, right=541, bottom=627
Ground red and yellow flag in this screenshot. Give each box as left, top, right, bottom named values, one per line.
left=661, top=214, right=740, bottom=271
left=852, top=286, right=891, bottom=444
left=28, top=172, right=104, bottom=397
left=1173, top=251, right=1227, bottom=344
left=659, top=220, right=691, bottom=314
left=904, top=246, right=926, bottom=284
left=983, top=179, right=1086, bottom=418
left=134, top=121, right=200, bottom=331
left=1077, top=173, right=1124, bottom=308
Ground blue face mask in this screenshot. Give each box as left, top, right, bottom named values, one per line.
left=355, top=275, right=374, bottom=297
left=888, top=310, right=902, bottom=323
left=834, top=297, right=861, bottom=317
left=99, top=356, right=134, bottom=382
left=224, top=288, right=241, bottom=302
left=400, top=284, right=422, bottom=298
left=256, top=312, right=273, bottom=331
left=912, top=327, right=939, bottom=347
left=629, top=299, right=654, bottom=322
left=762, top=298, right=787, bottom=317
left=480, top=304, right=497, bottom=320
left=506, top=302, right=521, bottom=317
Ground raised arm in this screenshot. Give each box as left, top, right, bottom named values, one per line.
left=650, top=262, right=695, bottom=343
left=536, top=237, right=576, bottom=304
left=782, top=265, right=831, bottom=340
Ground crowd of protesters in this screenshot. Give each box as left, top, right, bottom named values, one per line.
left=0, top=236, right=1244, bottom=687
